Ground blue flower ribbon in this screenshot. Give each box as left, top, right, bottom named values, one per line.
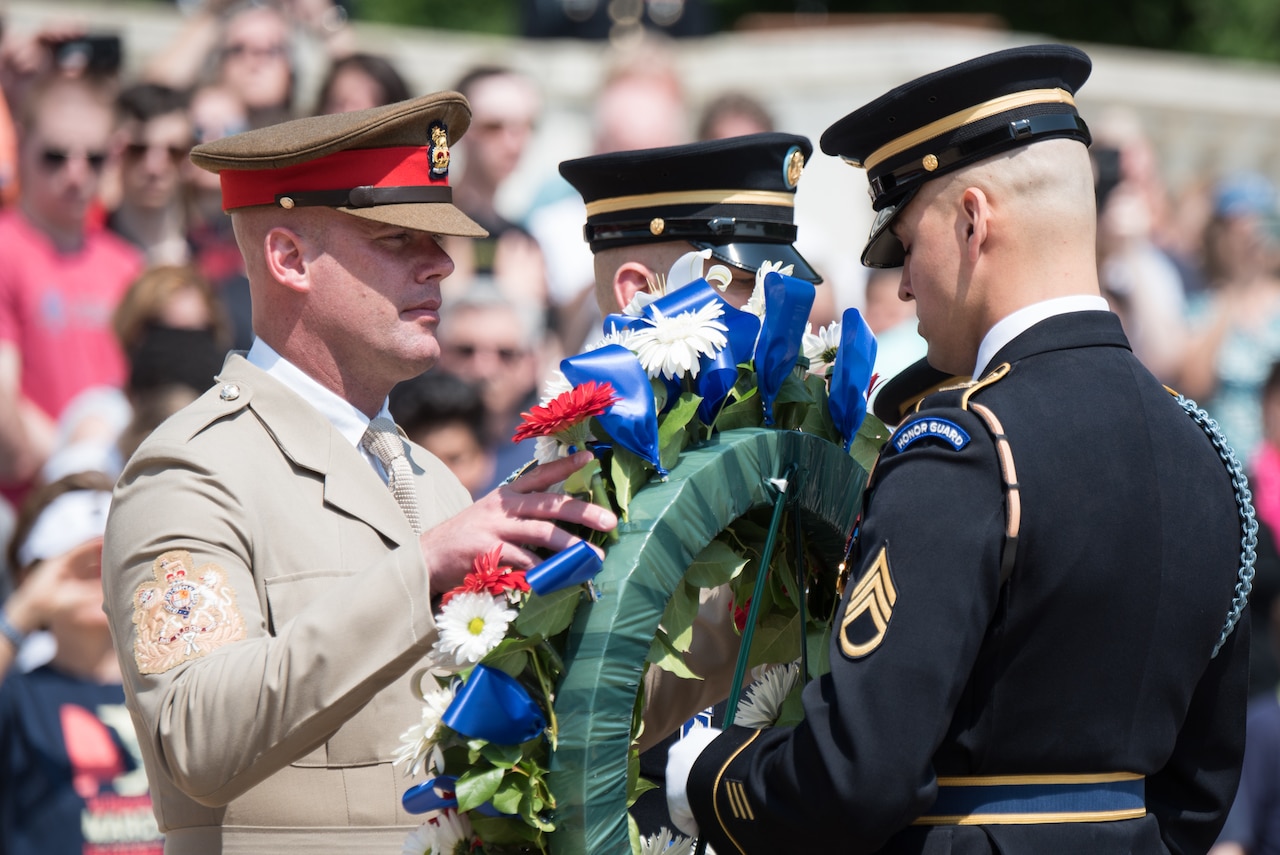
left=562, top=344, right=666, bottom=476
left=828, top=307, right=879, bottom=451
left=756, top=271, right=816, bottom=425
left=441, top=664, right=547, bottom=745
left=526, top=540, right=604, bottom=596
left=696, top=344, right=740, bottom=426
left=604, top=280, right=761, bottom=427
left=402, top=775, right=459, bottom=814
left=402, top=775, right=508, bottom=817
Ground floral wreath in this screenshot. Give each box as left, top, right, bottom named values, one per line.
left=395, top=252, right=887, bottom=855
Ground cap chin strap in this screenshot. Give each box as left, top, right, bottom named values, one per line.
left=869, top=113, right=1090, bottom=203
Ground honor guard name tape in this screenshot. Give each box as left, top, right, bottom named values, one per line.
left=892, top=418, right=971, bottom=454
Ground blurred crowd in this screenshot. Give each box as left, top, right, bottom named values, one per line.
left=3, top=1, right=1280, bottom=851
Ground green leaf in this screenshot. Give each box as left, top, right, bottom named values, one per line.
left=660, top=391, right=702, bottom=440
left=627, top=745, right=660, bottom=806
left=628, top=813, right=643, bottom=855
left=611, top=446, right=649, bottom=518
left=649, top=376, right=670, bottom=413
left=470, top=813, right=543, bottom=846
left=658, top=392, right=701, bottom=472
left=715, top=393, right=765, bottom=432
left=515, top=586, right=581, bottom=638
left=806, top=621, right=832, bottom=679
left=851, top=413, right=890, bottom=472
left=456, top=764, right=505, bottom=811
left=646, top=630, right=700, bottom=679
left=774, top=370, right=815, bottom=406
left=747, top=611, right=801, bottom=668
left=798, top=374, right=841, bottom=443
left=479, top=740, right=524, bottom=770
left=489, top=775, right=525, bottom=814
left=481, top=647, right=529, bottom=679
left=659, top=579, right=700, bottom=653
left=773, top=679, right=807, bottom=729
left=561, top=457, right=600, bottom=496
left=659, top=424, right=690, bottom=475
left=684, top=538, right=749, bottom=588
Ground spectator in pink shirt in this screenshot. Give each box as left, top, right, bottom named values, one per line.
left=0, top=74, right=142, bottom=503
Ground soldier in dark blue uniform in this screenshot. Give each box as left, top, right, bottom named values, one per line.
left=667, top=43, right=1255, bottom=854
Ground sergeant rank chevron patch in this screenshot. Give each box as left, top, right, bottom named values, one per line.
left=840, top=545, right=896, bottom=659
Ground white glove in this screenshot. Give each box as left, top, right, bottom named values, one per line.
left=665, top=725, right=723, bottom=837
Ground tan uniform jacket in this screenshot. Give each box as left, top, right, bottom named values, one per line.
left=102, top=356, right=471, bottom=854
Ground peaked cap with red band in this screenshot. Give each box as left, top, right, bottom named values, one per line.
left=189, top=90, right=487, bottom=238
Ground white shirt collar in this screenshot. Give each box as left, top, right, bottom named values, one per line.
left=973, top=295, right=1110, bottom=379
left=245, top=338, right=392, bottom=454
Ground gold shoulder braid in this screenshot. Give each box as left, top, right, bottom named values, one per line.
left=961, top=363, right=1018, bottom=583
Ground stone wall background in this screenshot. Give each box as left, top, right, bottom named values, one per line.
left=9, top=1, right=1280, bottom=302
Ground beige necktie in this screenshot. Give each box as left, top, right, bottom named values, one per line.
left=361, top=417, right=422, bottom=534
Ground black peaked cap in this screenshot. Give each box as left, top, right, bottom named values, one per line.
left=821, top=44, right=1093, bottom=268
left=559, top=132, right=821, bottom=283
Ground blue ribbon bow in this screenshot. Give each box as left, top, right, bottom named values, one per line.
left=562, top=344, right=665, bottom=476
left=755, top=271, right=816, bottom=425
left=526, top=540, right=604, bottom=596
left=402, top=775, right=508, bottom=817
left=604, top=280, right=762, bottom=427
left=441, top=664, right=547, bottom=745
left=828, top=307, right=878, bottom=450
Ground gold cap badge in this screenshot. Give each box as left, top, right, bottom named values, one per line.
left=785, top=148, right=805, bottom=188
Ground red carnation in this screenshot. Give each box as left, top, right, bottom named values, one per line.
left=440, top=545, right=531, bottom=606
left=512, top=380, right=619, bottom=443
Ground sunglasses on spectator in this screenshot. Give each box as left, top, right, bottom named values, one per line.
left=124, top=142, right=190, bottom=164
left=40, top=148, right=107, bottom=172
left=445, top=343, right=525, bottom=363
left=474, top=118, right=537, bottom=135
left=221, top=42, right=287, bottom=61
left=194, top=121, right=249, bottom=145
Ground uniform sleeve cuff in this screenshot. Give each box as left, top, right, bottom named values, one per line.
left=687, top=725, right=767, bottom=853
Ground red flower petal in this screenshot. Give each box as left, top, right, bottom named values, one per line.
left=440, top=546, right=530, bottom=606
left=512, top=381, right=620, bottom=443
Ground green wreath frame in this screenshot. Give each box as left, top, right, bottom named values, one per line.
left=547, top=427, right=869, bottom=853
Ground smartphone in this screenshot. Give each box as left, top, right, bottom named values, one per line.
left=51, top=33, right=122, bottom=76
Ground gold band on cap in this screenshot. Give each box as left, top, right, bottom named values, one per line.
left=585, top=189, right=796, bottom=218
left=858, top=87, right=1077, bottom=170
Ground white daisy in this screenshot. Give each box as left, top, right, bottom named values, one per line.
left=802, top=320, right=842, bottom=376
left=586, top=326, right=640, bottom=354
left=538, top=369, right=573, bottom=405
left=735, top=660, right=801, bottom=729
left=621, top=289, right=662, bottom=317
left=400, top=809, right=473, bottom=855
left=533, top=434, right=570, bottom=465
left=432, top=592, right=517, bottom=666
left=629, top=302, right=729, bottom=380
left=393, top=682, right=455, bottom=777
left=744, top=259, right=795, bottom=318
left=639, top=827, right=697, bottom=855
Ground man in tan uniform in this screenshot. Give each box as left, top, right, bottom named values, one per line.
left=101, top=92, right=617, bottom=853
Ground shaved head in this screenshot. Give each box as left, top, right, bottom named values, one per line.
left=934, top=138, right=1097, bottom=255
